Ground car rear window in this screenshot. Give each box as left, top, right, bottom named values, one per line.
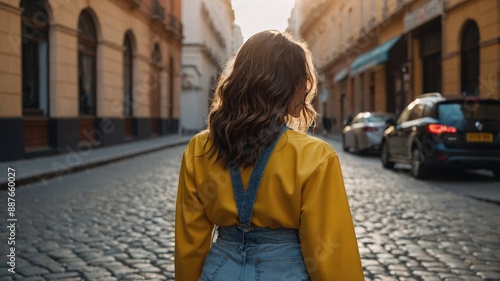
left=438, top=101, right=500, bottom=126
left=366, top=115, right=391, bottom=123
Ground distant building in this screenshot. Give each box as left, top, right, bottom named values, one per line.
left=180, top=0, right=241, bottom=132
left=0, top=0, right=183, bottom=162
left=232, top=24, right=244, bottom=55
left=294, top=0, right=500, bottom=133
left=286, top=4, right=300, bottom=39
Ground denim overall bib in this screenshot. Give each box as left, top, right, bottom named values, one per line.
left=199, top=126, right=311, bottom=281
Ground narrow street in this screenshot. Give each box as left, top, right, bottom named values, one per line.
left=1, top=137, right=499, bottom=281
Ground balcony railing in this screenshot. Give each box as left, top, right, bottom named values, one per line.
left=151, top=0, right=165, bottom=22
left=166, top=13, right=183, bottom=36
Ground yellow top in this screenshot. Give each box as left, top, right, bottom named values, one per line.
left=175, top=129, right=364, bottom=281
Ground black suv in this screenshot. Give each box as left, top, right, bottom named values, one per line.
left=381, top=93, right=500, bottom=179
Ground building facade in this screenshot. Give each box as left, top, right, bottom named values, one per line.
left=0, top=0, right=183, bottom=161
left=294, top=0, right=500, bottom=133
left=180, top=0, right=242, bottom=132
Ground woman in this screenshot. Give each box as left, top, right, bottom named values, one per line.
left=175, top=30, right=363, bottom=281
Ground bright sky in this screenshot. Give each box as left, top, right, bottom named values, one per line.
left=232, top=0, right=296, bottom=42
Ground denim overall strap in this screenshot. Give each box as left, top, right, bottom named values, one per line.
left=229, top=126, right=289, bottom=227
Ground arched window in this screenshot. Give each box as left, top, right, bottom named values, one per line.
left=151, top=44, right=162, bottom=135
left=169, top=56, right=174, bottom=121
left=461, top=20, right=480, bottom=96
left=21, top=0, right=49, bottom=116
left=123, top=33, right=133, bottom=117
left=78, top=10, right=97, bottom=115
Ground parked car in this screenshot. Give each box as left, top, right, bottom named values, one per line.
left=381, top=93, right=500, bottom=179
left=342, top=112, right=395, bottom=153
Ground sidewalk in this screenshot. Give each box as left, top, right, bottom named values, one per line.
left=0, top=134, right=193, bottom=189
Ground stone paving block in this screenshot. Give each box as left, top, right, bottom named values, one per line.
left=451, top=269, right=477, bottom=275
left=389, top=270, right=410, bottom=277
left=42, top=272, right=81, bottom=280
left=36, top=241, right=60, bottom=252
left=459, top=276, right=483, bottom=281
left=477, top=271, right=500, bottom=280
left=372, top=276, right=398, bottom=281
left=106, top=266, right=139, bottom=277
left=159, top=263, right=174, bottom=272
left=14, top=277, right=45, bottom=281
left=80, top=267, right=112, bottom=280
left=47, top=249, right=77, bottom=260
left=95, top=278, right=117, bottom=281
left=420, top=276, right=441, bottom=281
left=87, top=256, right=117, bottom=265
left=24, top=254, right=65, bottom=273
left=142, top=273, right=168, bottom=279
left=121, top=274, right=146, bottom=280
left=0, top=269, right=12, bottom=278
left=437, top=273, right=459, bottom=279
left=16, top=266, right=49, bottom=277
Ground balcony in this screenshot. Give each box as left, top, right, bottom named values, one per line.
left=166, top=13, right=183, bottom=37
left=151, top=0, right=165, bottom=22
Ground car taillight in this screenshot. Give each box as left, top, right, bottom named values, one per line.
left=363, top=127, right=378, bottom=132
left=426, top=124, right=457, bottom=134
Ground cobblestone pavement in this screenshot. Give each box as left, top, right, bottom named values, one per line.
left=0, top=138, right=499, bottom=281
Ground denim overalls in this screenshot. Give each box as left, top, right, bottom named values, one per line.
left=199, top=126, right=311, bottom=281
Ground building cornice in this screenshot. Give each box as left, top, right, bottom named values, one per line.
left=0, top=2, right=22, bottom=16
left=442, top=36, right=500, bottom=60
left=50, top=23, right=78, bottom=37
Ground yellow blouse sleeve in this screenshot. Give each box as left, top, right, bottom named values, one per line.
left=175, top=145, right=214, bottom=281
left=299, top=153, right=364, bottom=281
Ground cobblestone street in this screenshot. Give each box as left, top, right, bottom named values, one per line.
left=1, top=137, right=499, bottom=281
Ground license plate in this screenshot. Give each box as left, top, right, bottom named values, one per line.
left=466, top=133, right=493, bottom=143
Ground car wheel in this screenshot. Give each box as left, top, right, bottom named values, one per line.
left=381, top=142, right=395, bottom=169
left=342, top=135, right=348, bottom=152
left=492, top=167, right=500, bottom=180
left=411, top=147, right=429, bottom=179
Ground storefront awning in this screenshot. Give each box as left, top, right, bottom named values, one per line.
left=334, top=68, right=349, bottom=82
left=350, top=36, right=401, bottom=75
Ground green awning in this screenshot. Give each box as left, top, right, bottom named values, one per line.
left=334, top=68, right=349, bottom=82
left=350, top=36, right=401, bottom=75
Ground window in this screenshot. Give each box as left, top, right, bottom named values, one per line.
left=21, top=0, right=49, bottom=116
left=169, top=56, right=174, bottom=120
left=422, top=104, right=437, bottom=118
left=124, top=33, right=133, bottom=117
left=78, top=10, right=97, bottom=116
left=397, top=107, right=411, bottom=124
left=150, top=43, right=162, bottom=118
left=352, top=116, right=362, bottom=124
left=461, top=21, right=480, bottom=96
left=150, top=43, right=162, bottom=135
left=421, top=28, right=442, bottom=93
left=408, top=104, right=424, bottom=121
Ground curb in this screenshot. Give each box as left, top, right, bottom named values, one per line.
left=0, top=138, right=190, bottom=190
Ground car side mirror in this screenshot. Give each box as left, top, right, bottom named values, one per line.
left=343, top=119, right=352, bottom=126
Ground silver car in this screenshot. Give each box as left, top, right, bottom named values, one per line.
left=342, top=112, right=395, bottom=153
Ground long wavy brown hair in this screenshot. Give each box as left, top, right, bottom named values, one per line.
left=205, top=30, right=318, bottom=169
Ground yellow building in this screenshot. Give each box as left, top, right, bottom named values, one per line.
left=0, top=0, right=183, bottom=161
left=296, top=0, right=500, bottom=133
